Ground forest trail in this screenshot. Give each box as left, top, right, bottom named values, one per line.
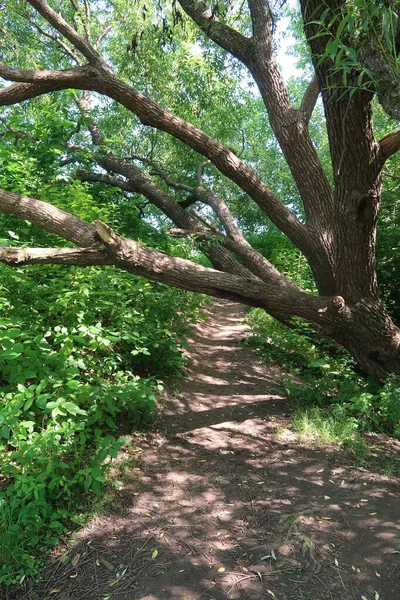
left=17, top=301, right=399, bottom=600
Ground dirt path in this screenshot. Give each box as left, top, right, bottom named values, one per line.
left=14, top=301, right=400, bottom=600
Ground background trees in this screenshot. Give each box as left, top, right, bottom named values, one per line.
left=0, top=1, right=399, bottom=378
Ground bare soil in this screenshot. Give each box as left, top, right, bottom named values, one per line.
left=7, top=300, right=400, bottom=600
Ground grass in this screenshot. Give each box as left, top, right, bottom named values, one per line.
left=291, top=407, right=358, bottom=445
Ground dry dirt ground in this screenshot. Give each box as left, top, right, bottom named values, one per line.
left=7, top=300, right=400, bottom=600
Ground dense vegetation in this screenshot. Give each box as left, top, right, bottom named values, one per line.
left=0, top=0, right=399, bottom=586
left=0, top=165, right=207, bottom=584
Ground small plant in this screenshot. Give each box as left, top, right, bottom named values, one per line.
left=246, top=308, right=400, bottom=441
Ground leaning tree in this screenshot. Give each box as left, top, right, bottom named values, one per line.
left=0, top=0, right=400, bottom=379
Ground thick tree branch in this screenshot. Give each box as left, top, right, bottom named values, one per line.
left=0, top=221, right=330, bottom=322
left=0, top=246, right=110, bottom=267
left=0, top=63, right=94, bottom=84
left=300, top=0, right=383, bottom=302
left=178, top=0, right=252, bottom=63
left=247, top=0, right=272, bottom=43
left=198, top=188, right=294, bottom=285
left=179, top=0, right=334, bottom=265
left=378, top=129, right=400, bottom=162
left=300, top=0, right=378, bottom=180
left=298, top=75, right=320, bottom=125
left=26, top=0, right=106, bottom=66
left=0, top=188, right=97, bottom=247
left=0, top=65, right=98, bottom=106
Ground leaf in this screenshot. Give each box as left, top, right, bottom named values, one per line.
left=271, top=549, right=277, bottom=561
left=217, top=567, right=225, bottom=572
left=66, top=379, right=80, bottom=390
left=0, top=351, right=21, bottom=360
left=308, top=358, right=330, bottom=368
left=72, top=553, right=81, bottom=567
left=0, top=426, right=10, bottom=439
left=63, top=402, right=87, bottom=416
left=267, top=590, right=276, bottom=598
left=152, top=549, right=158, bottom=559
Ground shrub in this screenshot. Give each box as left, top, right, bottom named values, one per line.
left=0, top=263, right=205, bottom=584
left=246, top=309, right=400, bottom=437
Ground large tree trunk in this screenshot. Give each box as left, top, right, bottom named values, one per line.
left=321, top=297, right=400, bottom=380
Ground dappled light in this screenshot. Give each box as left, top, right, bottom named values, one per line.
left=24, top=301, right=400, bottom=600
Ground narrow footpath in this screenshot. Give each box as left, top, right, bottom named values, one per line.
left=18, top=301, right=400, bottom=600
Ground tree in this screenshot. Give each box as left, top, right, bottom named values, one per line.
left=0, top=0, right=400, bottom=380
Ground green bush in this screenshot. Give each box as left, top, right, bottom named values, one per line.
left=0, top=263, right=205, bottom=584
left=246, top=309, right=400, bottom=437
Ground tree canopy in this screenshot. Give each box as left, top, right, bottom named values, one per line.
left=0, top=0, right=400, bottom=379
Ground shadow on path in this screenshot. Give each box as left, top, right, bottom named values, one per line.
left=13, top=301, right=400, bottom=600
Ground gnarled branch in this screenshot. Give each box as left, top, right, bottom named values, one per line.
left=178, top=0, right=252, bottom=63
left=378, top=129, right=400, bottom=162
left=26, top=0, right=106, bottom=66
left=298, top=75, right=320, bottom=125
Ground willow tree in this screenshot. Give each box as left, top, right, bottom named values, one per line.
left=0, top=0, right=400, bottom=380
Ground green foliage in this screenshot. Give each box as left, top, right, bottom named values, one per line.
left=376, top=164, right=400, bottom=323
left=0, top=262, right=205, bottom=585
left=246, top=229, right=316, bottom=290
left=246, top=309, right=400, bottom=438
left=291, top=407, right=358, bottom=445
left=307, top=0, right=399, bottom=96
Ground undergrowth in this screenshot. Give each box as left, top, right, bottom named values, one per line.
left=0, top=264, right=206, bottom=586
left=246, top=309, right=400, bottom=449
